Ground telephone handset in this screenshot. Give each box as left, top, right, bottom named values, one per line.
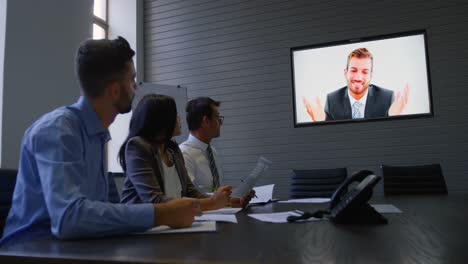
left=329, top=170, right=387, bottom=224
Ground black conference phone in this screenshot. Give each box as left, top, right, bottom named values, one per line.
left=288, top=170, right=387, bottom=224
left=329, top=170, right=387, bottom=224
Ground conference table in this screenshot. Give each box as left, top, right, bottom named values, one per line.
left=0, top=195, right=467, bottom=263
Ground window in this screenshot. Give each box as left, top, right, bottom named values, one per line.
left=93, top=0, right=108, bottom=39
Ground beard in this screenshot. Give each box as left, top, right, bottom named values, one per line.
left=347, top=80, right=369, bottom=96
left=115, top=86, right=134, bottom=114
left=214, top=128, right=220, bottom=138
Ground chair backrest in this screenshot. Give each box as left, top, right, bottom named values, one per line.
left=290, top=168, right=347, bottom=198
left=381, top=164, right=448, bottom=195
left=0, top=169, right=18, bottom=236
left=108, top=172, right=125, bottom=200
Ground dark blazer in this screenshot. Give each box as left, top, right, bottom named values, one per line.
left=121, top=136, right=208, bottom=204
left=324, top=85, right=394, bottom=121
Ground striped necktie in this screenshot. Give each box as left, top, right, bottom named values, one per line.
left=352, top=101, right=363, bottom=119
left=206, top=145, right=220, bottom=188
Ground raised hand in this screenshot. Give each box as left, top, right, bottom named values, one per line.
left=303, top=96, right=325, bottom=121
left=389, top=83, right=410, bottom=116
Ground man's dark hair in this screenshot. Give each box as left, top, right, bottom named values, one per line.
left=76, top=36, right=135, bottom=98
left=186, top=97, right=220, bottom=131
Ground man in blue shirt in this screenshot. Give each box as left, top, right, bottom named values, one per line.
left=1, top=37, right=202, bottom=246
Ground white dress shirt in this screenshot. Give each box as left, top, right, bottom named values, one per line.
left=348, top=88, right=368, bottom=118
left=179, top=134, right=224, bottom=191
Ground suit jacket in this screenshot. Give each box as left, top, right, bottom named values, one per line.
left=324, top=85, right=394, bottom=121
left=120, top=136, right=208, bottom=204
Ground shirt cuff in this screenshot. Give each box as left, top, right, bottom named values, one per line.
left=128, top=203, right=154, bottom=230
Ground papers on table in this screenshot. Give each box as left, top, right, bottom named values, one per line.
left=196, top=207, right=241, bottom=223
left=232, top=157, right=272, bottom=197
left=249, top=184, right=275, bottom=204
left=371, top=204, right=402, bottom=213
left=137, top=221, right=216, bottom=235
left=279, top=198, right=331, bottom=203
left=204, top=207, right=242, bottom=214
left=196, top=214, right=238, bottom=223
left=248, top=211, right=322, bottom=223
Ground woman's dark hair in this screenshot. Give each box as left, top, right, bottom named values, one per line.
left=118, top=94, right=177, bottom=170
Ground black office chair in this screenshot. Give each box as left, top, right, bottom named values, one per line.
left=0, top=168, right=18, bottom=236
left=107, top=172, right=125, bottom=202
left=381, top=164, right=448, bottom=195
left=290, top=168, right=347, bottom=198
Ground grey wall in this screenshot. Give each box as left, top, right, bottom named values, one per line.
left=1, top=0, right=92, bottom=168
left=143, top=0, right=468, bottom=198
left=0, top=0, right=6, bottom=165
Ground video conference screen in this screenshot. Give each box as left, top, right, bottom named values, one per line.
left=291, top=30, right=433, bottom=127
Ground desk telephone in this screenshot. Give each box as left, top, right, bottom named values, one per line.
left=288, top=170, right=387, bottom=224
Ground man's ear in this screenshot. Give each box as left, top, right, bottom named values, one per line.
left=344, top=68, right=348, bottom=76
left=201, top=115, right=210, bottom=128
left=106, top=81, right=120, bottom=100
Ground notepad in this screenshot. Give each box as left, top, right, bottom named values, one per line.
left=279, top=198, right=331, bottom=203
left=136, top=221, right=217, bottom=235
left=196, top=214, right=238, bottom=223
left=249, top=184, right=275, bottom=204
left=203, top=207, right=242, bottom=214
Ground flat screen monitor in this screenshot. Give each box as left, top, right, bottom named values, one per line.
left=291, top=30, right=433, bottom=127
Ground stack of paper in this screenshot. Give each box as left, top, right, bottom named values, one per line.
left=195, top=207, right=242, bottom=223
left=195, top=214, right=237, bottom=223
left=279, top=198, right=331, bottom=203
left=203, top=207, right=242, bottom=214
left=136, top=221, right=217, bottom=235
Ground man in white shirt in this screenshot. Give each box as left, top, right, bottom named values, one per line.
left=180, top=97, right=252, bottom=206
left=180, top=97, right=224, bottom=189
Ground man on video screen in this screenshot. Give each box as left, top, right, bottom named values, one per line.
left=303, top=48, right=409, bottom=122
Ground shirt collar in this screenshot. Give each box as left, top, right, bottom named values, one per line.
left=188, top=134, right=209, bottom=151
left=70, top=96, right=111, bottom=141
left=348, top=85, right=369, bottom=107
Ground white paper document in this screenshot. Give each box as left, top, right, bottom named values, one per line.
left=232, top=157, right=272, bottom=197
left=203, top=207, right=242, bottom=215
left=249, top=184, right=275, bottom=204
left=371, top=204, right=403, bottom=213
left=196, top=214, right=238, bottom=223
left=279, top=198, right=331, bottom=203
left=136, top=221, right=216, bottom=235
left=248, top=211, right=321, bottom=223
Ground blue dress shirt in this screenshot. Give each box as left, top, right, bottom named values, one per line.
left=1, top=97, right=154, bottom=246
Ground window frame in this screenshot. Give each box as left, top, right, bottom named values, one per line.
left=93, top=0, right=109, bottom=39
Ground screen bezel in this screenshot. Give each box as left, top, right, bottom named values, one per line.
left=290, top=29, right=434, bottom=128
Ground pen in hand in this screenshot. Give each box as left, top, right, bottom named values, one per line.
left=198, top=185, right=218, bottom=192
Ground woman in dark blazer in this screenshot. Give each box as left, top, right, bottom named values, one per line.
left=118, top=94, right=231, bottom=211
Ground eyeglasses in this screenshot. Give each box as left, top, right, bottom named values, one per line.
left=217, top=115, right=224, bottom=125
